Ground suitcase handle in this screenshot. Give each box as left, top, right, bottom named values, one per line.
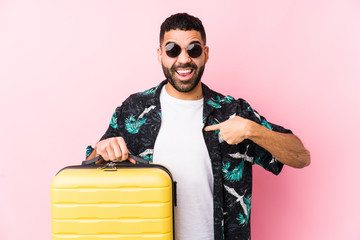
left=82, top=154, right=150, bottom=166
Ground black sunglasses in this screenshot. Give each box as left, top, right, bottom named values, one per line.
left=164, top=42, right=204, bottom=58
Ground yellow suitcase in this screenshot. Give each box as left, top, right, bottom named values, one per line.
left=51, top=155, right=176, bottom=240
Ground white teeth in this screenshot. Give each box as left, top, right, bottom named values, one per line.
left=176, top=69, right=192, bottom=74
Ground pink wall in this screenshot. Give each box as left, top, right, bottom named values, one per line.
left=1, top=0, right=359, bottom=239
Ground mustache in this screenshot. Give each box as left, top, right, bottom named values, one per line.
left=171, top=63, right=197, bottom=71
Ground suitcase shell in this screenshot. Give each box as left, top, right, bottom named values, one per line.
left=51, top=163, right=175, bottom=240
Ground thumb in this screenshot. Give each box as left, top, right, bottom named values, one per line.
left=128, top=157, right=136, bottom=164
left=127, top=153, right=136, bottom=164
left=204, top=123, right=221, bottom=131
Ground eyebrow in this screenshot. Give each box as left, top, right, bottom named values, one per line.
left=190, top=40, right=201, bottom=45
left=165, top=40, right=202, bottom=46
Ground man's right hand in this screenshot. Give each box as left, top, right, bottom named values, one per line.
left=87, top=137, right=136, bottom=164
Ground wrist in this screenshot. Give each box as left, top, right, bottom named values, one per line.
left=245, top=120, right=259, bottom=140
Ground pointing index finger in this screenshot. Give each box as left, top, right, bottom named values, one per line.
left=204, top=123, right=221, bottom=131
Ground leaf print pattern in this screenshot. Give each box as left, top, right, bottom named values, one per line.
left=86, top=145, right=94, bottom=158
left=138, top=148, right=154, bottom=163
left=110, top=111, right=118, bottom=129
left=207, top=99, right=222, bottom=109
left=139, top=85, right=159, bottom=95
left=125, top=115, right=146, bottom=134
left=143, top=155, right=153, bottom=162
left=253, top=156, right=264, bottom=167
left=207, top=95, right=234, bottom=109
left=124, top=106, right=156, bottom=134
left=222, top=161, right=244, bottom=182
left=261, top=119, right=273, bottom=130
left=223, top=95, right=234, bottom=103
left=236, top=195, right=252, bottom=226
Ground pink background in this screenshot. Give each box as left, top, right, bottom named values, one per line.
left=1, top=0, right=359, bottom=239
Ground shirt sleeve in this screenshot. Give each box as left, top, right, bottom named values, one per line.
left=236, top=98, right=292, bottom=175
left=99, top=105, right=124, bottom=141
left=84, top=105, right=124, bottom=159
left=85, top=145, right=94, bottom=158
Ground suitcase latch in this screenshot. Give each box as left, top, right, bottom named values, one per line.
left=98, top=162, right=117, bottom=170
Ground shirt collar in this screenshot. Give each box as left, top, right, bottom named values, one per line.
left=146, top=80, right=220, bottom=118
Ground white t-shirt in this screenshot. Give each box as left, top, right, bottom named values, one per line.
left=153, top=86, right=214, bottom=240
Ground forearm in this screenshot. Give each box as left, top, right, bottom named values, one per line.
left=204, top=115, right=311, bottom=168
left=247, top=122, right=311, bottom=168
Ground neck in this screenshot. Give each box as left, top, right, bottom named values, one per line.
left=165, top=82, right=203, bottom=100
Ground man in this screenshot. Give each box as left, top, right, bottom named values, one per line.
left=86, top=13, right=310, bottom=240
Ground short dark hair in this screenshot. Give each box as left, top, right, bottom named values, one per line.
left=160, top=13, right=206, bottom=45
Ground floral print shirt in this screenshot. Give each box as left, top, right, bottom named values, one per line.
left=87, top=80, right=292, bottom=240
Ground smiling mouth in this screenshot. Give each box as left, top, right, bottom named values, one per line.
left=175, top=68, right=194, bottom=78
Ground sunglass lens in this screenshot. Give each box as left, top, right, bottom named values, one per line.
left=165, top=43, right=181, bottom=58
left=187, top=44, right=203, bottom=58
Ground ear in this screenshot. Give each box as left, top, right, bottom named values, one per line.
left=204, top=46, right=209, bottom=64
left=157, top=47, right=162, bottom=64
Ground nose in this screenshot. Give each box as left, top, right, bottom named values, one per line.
left=176, top=49, right=191, bottom=64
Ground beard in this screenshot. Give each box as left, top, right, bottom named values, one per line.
left=162, top=62, right=205, bottom=93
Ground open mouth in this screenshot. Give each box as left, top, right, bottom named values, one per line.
left=175, top=68, right=194, bottom=79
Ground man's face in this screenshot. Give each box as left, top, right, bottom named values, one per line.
left=158, top=30, right=209, bottom=93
